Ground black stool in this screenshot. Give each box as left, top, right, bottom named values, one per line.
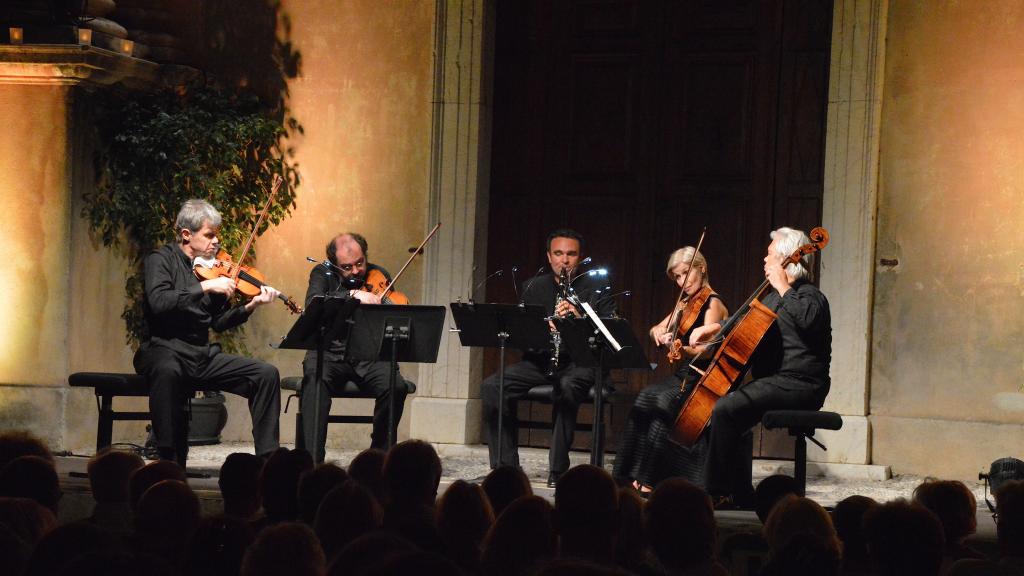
left=517, top=383, right=615, bottom=436
left=761, top=410, right=843, bottom=496
left=281, top=376, right=416, bottom=451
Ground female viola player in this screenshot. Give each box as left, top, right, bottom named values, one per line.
left=612, top=246, right=728, bottom=492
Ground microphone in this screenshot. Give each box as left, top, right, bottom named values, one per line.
left=519, top=266, right=547, bottom=306
left=307, top=256, right=340, bottom=276
left=459, top=264, right=478, bottom=303
left=471, top=269, right=504, bottom=303
left=595, top=289, right=631, bottom=307
left=566, top=256, right=593, bottom=283
left=510, top=266, right=520, bottom=303
left=570, top=267, right=608, bottom=290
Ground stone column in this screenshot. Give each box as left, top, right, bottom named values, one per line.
left=0, top=46, right=163, bottom=451
left=814, top=0, right=888, bottom=465
left=410, top=0, right=494, bottom=445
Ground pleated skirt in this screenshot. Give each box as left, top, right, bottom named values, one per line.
left=612, top=374, right=709, bottom=488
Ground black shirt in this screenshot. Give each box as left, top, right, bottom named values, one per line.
left=141, top=243, right=251, bottom=346
left=753, top=279, right=832, bottom=388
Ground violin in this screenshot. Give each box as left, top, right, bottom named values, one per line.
left=670, top=227, right=829, bottom=447
left=665, top=285, right=714, bottom=365
left=664, top=228, right=710, bottom=366
left=348, top=222, right=442, bottom=306
left=194, top=250, right=302, bottom=313
left=192, top=175, right=302, bottom=314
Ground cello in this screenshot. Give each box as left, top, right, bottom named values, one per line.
left=670, top=227, right=829, bottom=447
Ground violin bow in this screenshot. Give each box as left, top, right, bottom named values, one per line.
left=379, top=221, right=442, bottom=301
left=666, top=226, right=706, bottom=351
left=230, top=174, right=284, bottom=281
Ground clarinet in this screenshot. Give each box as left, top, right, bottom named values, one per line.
left=548, top=267, right=570, bottom=376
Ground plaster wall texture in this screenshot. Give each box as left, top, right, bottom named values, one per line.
left=872, top=2, right=1024, bottom=478
left=0, top=2, right=436, bottom=451
left=0, top=86, right=71, bottom=387
left=221, top=1, right=436, bottom=445
left=0, top=85, right=75, bottom=443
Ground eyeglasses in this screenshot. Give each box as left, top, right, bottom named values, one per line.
left=337, top=257, right=365, bottom=272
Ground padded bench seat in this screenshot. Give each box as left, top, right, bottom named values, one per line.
left=69, top=372, right=151, bottom=451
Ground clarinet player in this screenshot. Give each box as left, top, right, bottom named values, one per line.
left=480, top=229, right=617, bottom=487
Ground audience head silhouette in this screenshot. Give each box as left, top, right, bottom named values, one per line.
left=314, top=479, right=383, bottom=563
left=480, top=495, right=557, bottom=576
left=219, top=452, right=265, bottom=520
left=260, top=448, right=314, bottom=523
left=88, top=449, right=145, bottom=504
left=297, top=463, right=348, bottom=525
left=645, top=478, right=719, bottom=573
left=481, top=465, right=532, bottom=517
left=0, top=456, right=61, bottom=515
left=864, top=498, right=945, bottom=576
left=128, top=460, right=186, bottom=513
left=241, top=522, right=325, bottom=576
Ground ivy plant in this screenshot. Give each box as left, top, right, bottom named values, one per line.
left=85, top=85, right=301, bottom=354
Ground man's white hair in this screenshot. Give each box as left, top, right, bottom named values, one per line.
left=770, top=227, right=813, bottom=281
left=175, top=199, right=222, bottom=235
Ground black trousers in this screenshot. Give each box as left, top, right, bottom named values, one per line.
left=704, top=375, right=826, bottom=497
left=134, top=340, right=281, bottom=465
left=300, top=356, right=409, bottom=461
left=480, top=357, right=595, bottom=474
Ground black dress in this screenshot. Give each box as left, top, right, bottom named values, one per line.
left=612, top=294, right=723, bottom=488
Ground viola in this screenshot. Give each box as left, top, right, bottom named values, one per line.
left=191, top=175, right=302, bottom=314
left=670, top=227, right=830, bottom=447
left=194, top=250, right=302, bottom=314
left=348, top=222, right=442, bottom=306
left=352, top=268, right=410, bottom=305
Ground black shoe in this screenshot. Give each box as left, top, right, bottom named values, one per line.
left=547, top=471, right=562, bottom=488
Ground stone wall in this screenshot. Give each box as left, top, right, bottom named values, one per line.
left=871, top=1, right=1024, bottom=479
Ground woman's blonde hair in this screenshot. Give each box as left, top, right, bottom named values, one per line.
left=665, top=247, right=709, bottom=286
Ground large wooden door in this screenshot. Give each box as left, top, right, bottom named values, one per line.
left=485, top=0, right=833, bottom=455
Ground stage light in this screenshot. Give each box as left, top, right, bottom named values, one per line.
left=9, top=27, right=23, bottom=45
left=979, top=457, right=1024, bottom=513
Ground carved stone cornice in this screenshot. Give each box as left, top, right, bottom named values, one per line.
left=0, top=45, right=196, bottom=90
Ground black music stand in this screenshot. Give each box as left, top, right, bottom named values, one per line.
left=556, top=316, right=650, bottom=466
left=450, top=303, right=550, bottom=465
left=275, top=295, right=360, bottom=457
left=345, top=304, right=447, bottom=448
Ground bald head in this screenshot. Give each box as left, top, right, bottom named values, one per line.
left=326, top=232, right=369, bottom=279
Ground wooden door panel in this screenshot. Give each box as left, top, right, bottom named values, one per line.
left=488, top=0, right=832, bottom=455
